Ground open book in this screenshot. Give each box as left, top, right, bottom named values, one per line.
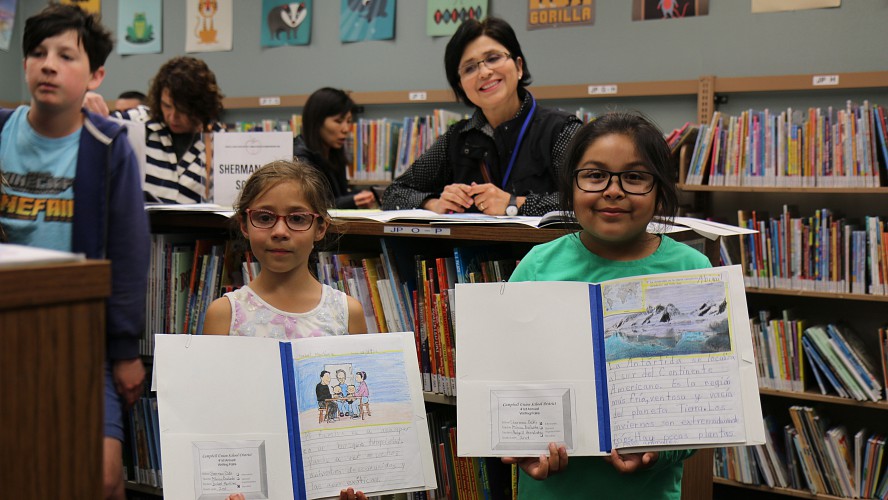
left=154, top=332, right=437, bottom=499
left=454, top=265, right=765, bottom=456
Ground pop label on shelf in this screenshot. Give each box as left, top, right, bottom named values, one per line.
left=408, top=92, right=428, bottom=101
left=587, top=85, right=618, bottom=95
left=258, top=96, right=281, bottom=106
left=812, top=75, right=839, bottom=86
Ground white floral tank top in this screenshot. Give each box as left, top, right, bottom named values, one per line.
left=223, top=284, right=350, bottom=339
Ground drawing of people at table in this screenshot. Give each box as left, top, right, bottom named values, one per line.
left=316, top=370, right=337, bottom=422
left=335, top=369, right=350, bottom=417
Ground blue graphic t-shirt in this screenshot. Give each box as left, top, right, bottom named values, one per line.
left=0, top=106, right=79, bottom=251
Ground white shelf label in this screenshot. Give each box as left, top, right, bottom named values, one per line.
left=258, top=96, right=281, bottom=106
left=408, top=91, right=428, bottom=101
left=812, top=75, right=839, bottom=86
left=384, top=225, right=450, bottom=236
left=587, top=84, right=618, bottom=95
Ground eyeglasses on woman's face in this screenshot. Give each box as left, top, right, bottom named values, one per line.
left=457, top=51, right=512, bottom=79
left=573, top=168, right=657, bottom=195
left=245, top=209, right=319, bottom=231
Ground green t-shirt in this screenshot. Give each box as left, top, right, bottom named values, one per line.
left=509, top=233, right=712, bottom=500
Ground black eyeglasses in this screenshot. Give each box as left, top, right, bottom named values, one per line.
left=573, top=169, right=656, bottom=195
left=457, top=51, right=512, bottom=79
left=245, top=209, right=319, bottom=231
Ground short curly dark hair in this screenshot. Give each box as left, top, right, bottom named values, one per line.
left=147, top=56, right=224, bottom=128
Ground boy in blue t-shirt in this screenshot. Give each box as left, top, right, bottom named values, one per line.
left=0, top=5, right=149, bottom=499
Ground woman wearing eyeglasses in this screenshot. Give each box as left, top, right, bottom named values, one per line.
left=382, top=17, right=582, bottom=216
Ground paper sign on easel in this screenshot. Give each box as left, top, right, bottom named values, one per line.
left=211, top=131, right=293, bottom=208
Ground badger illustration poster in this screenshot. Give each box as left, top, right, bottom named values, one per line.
left=262, top=0, right=311, bottom=47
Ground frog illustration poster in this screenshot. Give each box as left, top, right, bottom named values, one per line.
left=117, top=0, right=162, bottom=55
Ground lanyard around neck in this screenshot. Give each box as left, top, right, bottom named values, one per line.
left=500, top=94, right=537, bottom=189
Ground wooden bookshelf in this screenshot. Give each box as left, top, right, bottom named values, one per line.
left=713, top=477, right=846, bottom=499
left=423, top=391, right=456, bottom=406
left=758, top=388, right=888, bottom=409
left=712, top=70, right=888, bottom=94
left=221, top=79, right=701, bottom=110
left=745, top=287, right=888, bottom=302
left=679, top=184, right=888, bottom=194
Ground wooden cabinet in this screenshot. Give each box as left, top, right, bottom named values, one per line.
left=0, top=260, right=110, bottom=499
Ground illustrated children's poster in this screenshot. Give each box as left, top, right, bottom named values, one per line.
left=60, top=0, right=100, bottom=14
left=631, top=0, right=709, bottom=21
left=340, top=0, right=395, bottom=42
left=752, top=0, right=840, bottom=13
left=261, top=0, right=311, bottom=47
left=117, top=0, right=162, bottom=55
left=154, top=332, right=437, bottom=499
left=426, top=0, right=486, bottom=37
left=455, top=265, right=766, bottom=457
left=0, top=0, right=16, bottom=52
left=527, top=0, right=594, bottom=31
left=185, top=0, right=233, bottom=53
left=211, top=131, right=294, bottom=207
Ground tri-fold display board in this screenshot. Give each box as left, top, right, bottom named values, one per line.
left=455, top=265, right=765, bottom=456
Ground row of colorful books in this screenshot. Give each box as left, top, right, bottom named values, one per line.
left=316, top=240, right=520, bottom=396
left=145, top=236, right=244, bottom=355
left=424, top=408, right=512, bottom=500
left=736, top=208, right=887, bottom=295
left=123, top=396, right=162, bottom=489
left=751, top=311, right=886, bottom=402
left=224, top=116, right=302, bottom=134
left=716, top=410, right=888, bottom=498
left=348, top=118, right=403, bottom=181
left=686, top=101, right=887, bottom=187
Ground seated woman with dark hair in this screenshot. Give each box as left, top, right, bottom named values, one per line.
left=382, top=16, right=582, bottom=216
left=294, top=87, right=378, bottom=209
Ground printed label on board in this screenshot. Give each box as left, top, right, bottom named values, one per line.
left=812, top=75, right=839, bottom=86
left=587, top=85, right=618, bottom=95
left=384, top=225, right=451, bottom=236
left=408, top=92, right=428, bottom=101
left=258, top=96, right=281, bottom=106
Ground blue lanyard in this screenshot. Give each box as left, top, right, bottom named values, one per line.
left=500, top=95, right=537, bottom=189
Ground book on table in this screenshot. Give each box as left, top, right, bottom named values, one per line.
left=154, top=332, right=437, bottom=499
left=454, top=265, right=765, bottom=456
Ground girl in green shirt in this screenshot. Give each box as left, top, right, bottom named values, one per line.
left=505, top=112, right=711, bottom=500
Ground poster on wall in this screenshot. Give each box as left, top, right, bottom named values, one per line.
left=261, top=0, right=311, bottom=47
left=340, top=0, right=395, bottom=42
left=185, top=0, right=233, bottom=53
left=0, top=0, right=16, bottom=52
left=117, top=0, right=162, bottom=55
left=751, top=0, right=840, bottom=13
left=426, top=0, right=486, bottom=37
left=631, top=0, right=709, bottom=21
left=60, top=0, right=100, bottom=14
left=528, top=0, right=594, bottom=31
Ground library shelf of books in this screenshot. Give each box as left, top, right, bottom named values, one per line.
left=137, top=207, right=718, bottom=499
left=679, top=73, right=888, bottom=500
